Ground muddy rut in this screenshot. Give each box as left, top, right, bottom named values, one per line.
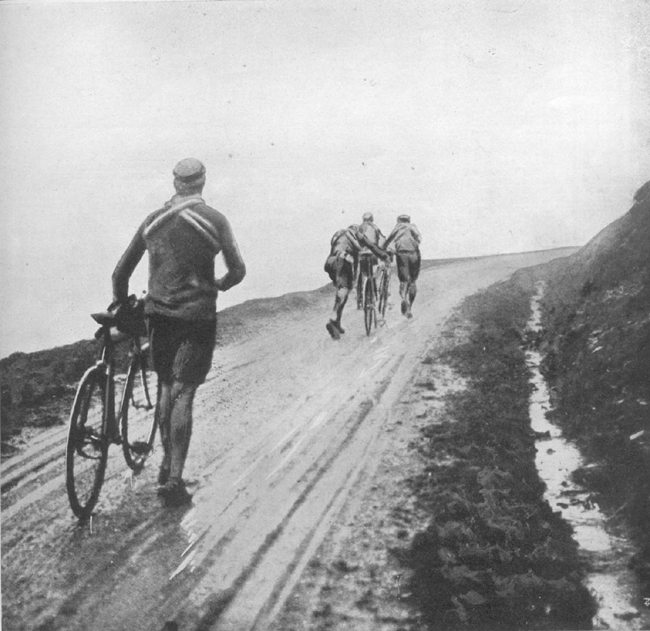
left=1, top=251, right=573, bottom=631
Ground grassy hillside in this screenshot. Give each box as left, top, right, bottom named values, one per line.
left=538, top=181, right=650, bottom=590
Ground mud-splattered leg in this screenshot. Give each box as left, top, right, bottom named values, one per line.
left=156, top=381, right=172, bottom=485
left=328, top=288, right=349, bottom=339
left=168, top=381, right=197, bottom=482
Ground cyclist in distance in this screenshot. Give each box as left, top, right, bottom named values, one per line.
left=355, top=212, right=386, bottom=309
left=383, top=214, right=422, bottom=319
left=324, top=224, right=388, bottom=339
left=112, top=158, right=246, bottom=506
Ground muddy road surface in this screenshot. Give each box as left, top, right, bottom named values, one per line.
left=2, top=251, right=574, bottom=631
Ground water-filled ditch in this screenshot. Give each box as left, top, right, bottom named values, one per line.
left=526, top=282, right=650, bottom=630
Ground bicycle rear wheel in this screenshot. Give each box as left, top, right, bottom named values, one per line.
left=66, top=367, right=109, bottom=519
left=363, top=276, right=376, bottom=336
left=121, top=349, right=158, bottom=472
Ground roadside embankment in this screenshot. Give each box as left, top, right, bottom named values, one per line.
left=400, top=275, right=596, bottom=630
left=537, top=183, right=650, bottom=593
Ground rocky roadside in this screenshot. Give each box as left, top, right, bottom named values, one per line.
left=272, top=275, right=597, bottom=631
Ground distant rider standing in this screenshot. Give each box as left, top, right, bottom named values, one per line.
left=383, top=214, right=422, bottom=318
left=112, top=158, right=246, bottom=506
left=324, top=224, right=388, bottom=339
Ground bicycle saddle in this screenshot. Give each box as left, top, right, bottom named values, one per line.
left=91, top=311, right=116, bottom=326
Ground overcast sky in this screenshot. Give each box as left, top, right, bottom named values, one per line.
left=1, top=0, right=649, bottom=356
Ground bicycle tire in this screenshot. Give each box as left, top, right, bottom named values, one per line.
left=66, top=367, right=109, bottom=519
left=378, top=268, right=390, bottom=318
left=363, top=276, right=376, bottom=336
left=121, top=350, right=157, bottom=472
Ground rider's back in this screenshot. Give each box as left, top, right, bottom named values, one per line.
left=358, top=222, right=380, bottom=244
left=143, top=201, right=227, bottom=319
left=114, top=194, right=244, bottom=321
left=388, top=222, right=421, bottom=252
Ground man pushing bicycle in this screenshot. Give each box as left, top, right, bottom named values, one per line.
left=324, top=224, right=388, bottom=340
left=355, top=212, right=386, bottom=310
left=112, top=158, right=246, bottom=506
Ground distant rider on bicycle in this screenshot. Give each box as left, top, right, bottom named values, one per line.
left=355, top=212, right=386, bottom=309
left=324, top=224, right=388, bottom=339
left=383, top=214, right=422, bottom=319
left=112, top=158, right=246, bottom=506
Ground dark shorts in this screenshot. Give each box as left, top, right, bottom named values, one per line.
left=147, top=314, right=217, bottom=385
left=325, top=254, right=355, bottom=290
left=357, top=253, right=377, bottom=279
left=396, top=250, right=421, bottom=283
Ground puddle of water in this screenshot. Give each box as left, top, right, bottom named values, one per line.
left=526, top=282, right=650, bottom=630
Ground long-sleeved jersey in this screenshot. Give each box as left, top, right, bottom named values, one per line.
left=112, top=194, right=246, bottom=320
left=358, top=221, right=386, bottom=250
left=384, top=221, right=422, bottom=252
left=329, top=226, right=385, bottom=263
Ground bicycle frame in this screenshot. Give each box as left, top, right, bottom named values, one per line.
left=66, top=304, right=157, bottom=519
left=359, top=255, right=378, bottom=335
left=82, top=319, right=146, bottom=438
left=96, top=324, right=119, bottom=442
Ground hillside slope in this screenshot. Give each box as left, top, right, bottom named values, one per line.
left=539, top=181, right=650, bottom=589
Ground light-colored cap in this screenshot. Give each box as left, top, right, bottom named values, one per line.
left=173, top=158, right=206, bottom=182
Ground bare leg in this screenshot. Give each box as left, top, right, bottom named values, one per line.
left=399, top=281, right=408, bottom=315
left=408, top=281, right=417, bottom=306
left=404, top=281, right=415, bottom=318
left=327, top=287, right=349, bottom=338
left=157, top=381, right=173, bottom=484
left=330, top=287, right=349, bottom=325
left=168, top=381, right=197, bottom=481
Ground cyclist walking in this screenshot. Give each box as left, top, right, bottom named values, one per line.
left=112, top=158, right=246, bottom=506
left=324, top=224, right=387, bottom=340
left=355, top=212, right=386, bottom=309
left=383, top=214, right=422, bottom=319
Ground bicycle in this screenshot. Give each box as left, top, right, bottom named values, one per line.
left=65, top=297, right=158, bottom=519
left=359, top=253, right=378, bottom=336
left=376, top=256, right=392, bottom=319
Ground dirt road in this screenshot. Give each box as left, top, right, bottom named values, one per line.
left=1, top=250, right=575, bottom=631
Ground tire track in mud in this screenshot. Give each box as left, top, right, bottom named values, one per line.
left=69, top=336, right=416, bottom=631
left=1, top=252, right=575, bottom=631
left=3, top=291, right=420, bottom=631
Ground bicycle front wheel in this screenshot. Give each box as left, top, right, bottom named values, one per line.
left=378, top=268, right=390, bottom=318
left=121, top=350, right=158, bottom=472
left=66, top=367, right=109, bottom=519
left=363, top=276, right=376, bottom=336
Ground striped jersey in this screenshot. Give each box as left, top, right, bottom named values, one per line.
left=113, top=194, right=246, bottom=320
